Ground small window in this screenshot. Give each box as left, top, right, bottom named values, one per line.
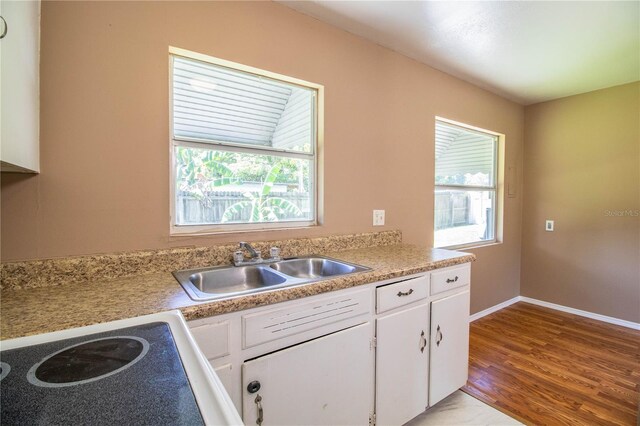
left=170, top=48, right=322, bottom=234
left=434, top=119, right=498, bottom=248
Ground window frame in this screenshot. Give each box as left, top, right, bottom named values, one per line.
left=434, top=118, right=501, bottom=250
left=168, top=47, right=324, bottom=235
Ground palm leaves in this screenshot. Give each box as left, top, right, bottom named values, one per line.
left=177, top=148, right=304, bottom=223
left=176, top=148, right=238, bottom=206
left=221, top=163, right=303, bottom=223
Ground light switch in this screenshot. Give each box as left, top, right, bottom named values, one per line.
left=545, top=220, right=554, bottom=231
left=373, top=210, right=385, bottom=226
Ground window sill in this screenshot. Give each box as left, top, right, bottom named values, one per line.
left=435, top=240, right=501, bottom=251
left=170, top=221, right=319, bottom=237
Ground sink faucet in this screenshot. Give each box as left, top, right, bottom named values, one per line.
left=239, top=242, right=260, bottom=259
left=233, top=242, right=281, bottom=266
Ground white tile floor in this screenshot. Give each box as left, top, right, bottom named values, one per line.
left=405, top=391, right=522, bottom=426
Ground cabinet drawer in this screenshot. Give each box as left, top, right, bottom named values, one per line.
left=430, top=265, right=470, bottom=295
left=243, top=288, right=371, bottom=348
left=376, top=275, right=429, bottom=313
left=189, top=320, right=230, bottom=360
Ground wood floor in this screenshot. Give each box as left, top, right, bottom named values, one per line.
left=462, top=302, right=640, bottom=426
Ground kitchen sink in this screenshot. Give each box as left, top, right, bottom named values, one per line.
left=269, top=257, right=361, bottom=279
left=172, top=256, right=370, bottom=301
left=182, top=266, right=286, bottom=295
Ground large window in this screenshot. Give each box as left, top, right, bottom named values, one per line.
left=170, top=48, right=322, bottom=234
left=434, top=119, right=498, bottom=248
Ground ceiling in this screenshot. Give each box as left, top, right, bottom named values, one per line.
left=279, top=1, right=640, bottom=105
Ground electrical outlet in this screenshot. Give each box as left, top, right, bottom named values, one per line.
left=373, top=210, right=385, bottom=226
left=545, top=220, right=554, bottom=232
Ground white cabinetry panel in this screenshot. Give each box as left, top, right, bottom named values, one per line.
left=190, top=320, right=230, bottom=360
left=242, top=322, right=374, bottom=426
left=376, top=303, right=429, bottom=425
left=430, top=265, right=470, bottom=295
left=213, top=363, right=240, bottom=411
left=243, top=288, right=370, bottom=348
left=0, top=0, right=40, bottom=173
left=376, top=275, right=429, bottom=313
left=429, top=290, right=470, bottom=406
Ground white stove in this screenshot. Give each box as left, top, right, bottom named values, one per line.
left=0, top=310, right=242, bottom=425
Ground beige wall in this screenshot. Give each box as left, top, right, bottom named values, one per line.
left=522, top=82, right=640, bottom=323
left=0, top=1, right=524, bottom=314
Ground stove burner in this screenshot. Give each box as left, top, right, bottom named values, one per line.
left=0, top=362, right=10, bottom=382
left=27, top=336, right=149, bottom=388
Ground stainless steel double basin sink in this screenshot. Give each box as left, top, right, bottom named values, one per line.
left=172, top=256, right=371, bottom=301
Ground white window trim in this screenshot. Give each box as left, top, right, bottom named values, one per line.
left=434, top=117, right=501, bottom=250
left=168, top=47, right=324, bottom=235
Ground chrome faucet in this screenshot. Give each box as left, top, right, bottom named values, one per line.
left=233, top=242, right=281, bottom=266
left=239, top=241, right=260, bottom=259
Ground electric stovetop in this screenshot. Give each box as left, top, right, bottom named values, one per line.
left=0, top=321, right=205, bottom=425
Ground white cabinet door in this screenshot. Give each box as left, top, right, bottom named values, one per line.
left=242, top=322, right=374, bottom=426
left=429, top=290, right=470, bottom=406
left=0, top=0, right=40, bottom=173
left=376, top=303, right=429, bottom=426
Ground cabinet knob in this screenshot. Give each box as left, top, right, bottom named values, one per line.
left=419, top=330, right=427, bottom=353
left=446, top=276, right=459, bottom=283
left=0, top=16, right=7, bottom=40
left=397, top=288, right=414, bottom=297
left=247, top=380, right=261, bottom=393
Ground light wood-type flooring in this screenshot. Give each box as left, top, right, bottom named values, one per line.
left=462, top=302, right=640, bottom=425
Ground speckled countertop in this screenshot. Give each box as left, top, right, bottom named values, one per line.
left=0, top=244, right=474, bottom=340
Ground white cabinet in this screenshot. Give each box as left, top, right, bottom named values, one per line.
left=375, top=303, right=429, bottom=426
left=241, top=322, right=374, bottom=426
left=188, top=261, right=472, bottom=425
left=429, top=290, right=470, bottom=406
left=0, top=0, right=40, bottom=173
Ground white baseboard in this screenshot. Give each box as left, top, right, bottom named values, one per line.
left=469, top=295, right=640, bottom=330
left=519, top=297, right=640, bottom=330
left=469, top=296, right=521, bottom=322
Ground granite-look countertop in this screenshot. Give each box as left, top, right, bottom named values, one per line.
left=0, top=244, right=474, bottom=340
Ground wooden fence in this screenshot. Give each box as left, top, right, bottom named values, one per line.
left=435, top=191, right=471, bottom=230
left=176, top=191, right=311, bottom=224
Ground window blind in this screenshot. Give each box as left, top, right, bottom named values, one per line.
left=435, top=121, right=496, bottom=186
left=172, top=56, right=314, bottom=152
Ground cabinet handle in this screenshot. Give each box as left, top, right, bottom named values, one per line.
left=419, top=330, right=427, bottom=353
left=255, top=394, right=264, bottom=426
left=0, top=16, right=7, bottom=40
left=446, top=276, right=459, bottom=283
left=436, top=325, right=443, bottom=346
left=397, top=288, right=414, bottom=297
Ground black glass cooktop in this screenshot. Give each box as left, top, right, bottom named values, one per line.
left=0, top=322, right=204, bottom=425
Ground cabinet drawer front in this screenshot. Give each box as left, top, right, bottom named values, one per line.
left=243, top=288, right=371, bottom=348
left=430, top=265, right=470, bottom=295
left=376, top=275, right=429, bottom=313
left=190, top=321, right=230, bottom=360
